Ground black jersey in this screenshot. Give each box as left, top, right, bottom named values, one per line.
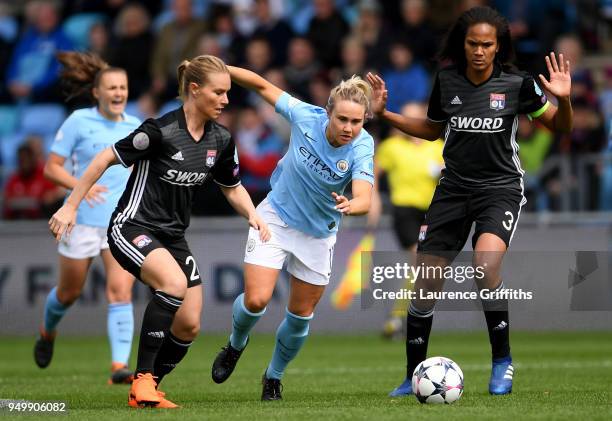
left=427, top=64, right=549, bottom=190
left=110, top=107, right=240, bottom=238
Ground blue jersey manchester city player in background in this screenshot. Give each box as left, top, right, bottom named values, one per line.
left=35, top=51, right=140, bottom=385
left=211, top=65, right=375, bottom=401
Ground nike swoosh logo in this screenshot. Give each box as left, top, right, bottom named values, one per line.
left=304, top=132, right=317, bottom=142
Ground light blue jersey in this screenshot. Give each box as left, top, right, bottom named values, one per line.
left=268, top=92, right=374, bottom=238
left=51, top=107, right=140, bottom=227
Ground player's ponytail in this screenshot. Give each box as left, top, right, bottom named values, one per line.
left=327, top=75, right=373, bottom=120
left=56, top=51, right=125, bottom=103
left=177, top=55, right=229, bottom=100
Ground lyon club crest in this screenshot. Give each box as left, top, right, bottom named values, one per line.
left=206, top=150, right=217, bottom=167
left=490, top=93, right=505, bottom=110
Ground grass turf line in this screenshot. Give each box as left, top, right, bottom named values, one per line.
left=0, top=332, right=610, bottom=420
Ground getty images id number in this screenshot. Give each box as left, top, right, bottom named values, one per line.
left=0, top=400, right=68, bottom=413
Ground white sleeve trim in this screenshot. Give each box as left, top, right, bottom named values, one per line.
left=427, top=117, right=447, bottom=123
left=213, top=179, right=242, bottom=188
left=111, top=144, right=129, bottom=168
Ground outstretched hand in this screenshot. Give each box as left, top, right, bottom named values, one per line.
left=538, top=52, right=571, bottom=100
left=366, top=72, right=388, bottom=116
left=332, top=192, right=351, bottom=215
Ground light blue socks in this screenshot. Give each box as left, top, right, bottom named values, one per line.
left=107, top=302, right=134, bottom=365
left=230, top=293, right=265, bottom=350
left=266, top=309, right=313, bottom=380
left=43, top=287, right=67, bottom=333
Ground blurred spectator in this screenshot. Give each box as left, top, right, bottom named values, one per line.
left=393, top=0, right=440, bottom=70
left=351, top=0, right=391, bottom=70
left=244, top=36, right=272, bottom=74
left=600, top=67, right=612, bottom=141
left=306, top=0, right=350, bottom=69
left=334, top=36, right=367, bottom=83
left=0, top=2, right=17, bottom=103
left=252, top=0, right=294, bottom=67
left=382, top=41, right=430, bottom=114
left=309, top=73, right=332, bottom=108
left=61, top=0, right=162, bottom=21
left=195, top=33, right=225, bottom=60
left=555, top=34, right=597, bottom=106
left=234, top=106, right=285, bottom=205
left=254, top=68, right=291, bottom=141
left=151, top=0, right=206, bottom=102
left=88, top=21, right=109, bottom=58
left=516, top=116, right=553, bottom=211
left=207, top=4, right=245, bottom=65
left=106, top=3, right=154, bottom=100
left=283, top=37, right=320, bottom=102
left=7, top=0, right=73, bottom=103
left=2, top=142, right=63, bottom=219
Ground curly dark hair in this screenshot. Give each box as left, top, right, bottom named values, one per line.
left=56, top=51, right=126, bottom=103
left=439, top=6, right=514, bottom=70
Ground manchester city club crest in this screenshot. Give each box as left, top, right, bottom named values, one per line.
left=206, top=150, right=217, bottom=167
left=490, top=93, right=505, bottom=110
left=336, top=159, right=349, bottom=173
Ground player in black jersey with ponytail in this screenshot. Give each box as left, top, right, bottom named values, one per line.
left=367, top=6, right=573, bottom=396
left=49, top=55, right=270, bottom=408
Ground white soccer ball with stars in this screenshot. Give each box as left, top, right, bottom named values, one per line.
left=412, top=356, right=464, bottom=404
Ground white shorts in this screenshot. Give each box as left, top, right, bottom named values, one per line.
left=244, top=198, right=336, bottom=286
left=58, top=224, right=109, bottom=259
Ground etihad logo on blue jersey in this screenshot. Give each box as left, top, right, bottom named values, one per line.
left=449, top=116, right=504, bottom=132
left=299, top=147, right=343, bottom=181
left=162, top=169, right=207, bottom=185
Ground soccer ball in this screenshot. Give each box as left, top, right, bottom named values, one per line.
left=412, top=356, right=464, bottom=404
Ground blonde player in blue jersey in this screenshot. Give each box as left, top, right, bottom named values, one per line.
left=211, top=66, right=375, bottom=400
left=34, top=52, right=139, bottom=384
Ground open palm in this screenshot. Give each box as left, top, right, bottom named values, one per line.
left=539, top=52, right=571, bottom=99
left=366, top=72, right=388, bottom=116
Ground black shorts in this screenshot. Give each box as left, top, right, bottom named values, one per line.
left=392, top=206, right=426, bottom=249
left=418, top=181, right=525, bottom=259
left=108, top=222, right=202, bottom=288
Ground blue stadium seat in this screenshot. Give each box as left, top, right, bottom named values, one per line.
left=20, top=104, right=66, bottom=137
left=0, top=131, right=28, bottom=175
left=62, top=13, right=105, bottom=51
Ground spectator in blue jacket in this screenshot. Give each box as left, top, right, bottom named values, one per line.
left=7, top=0, right=73, bottom=103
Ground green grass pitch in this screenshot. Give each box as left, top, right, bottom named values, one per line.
left=0, top=332, right=610, bottom=420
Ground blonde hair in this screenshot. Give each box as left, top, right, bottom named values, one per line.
left=177, top=55, right=229, bottom=99
left=327, top=75, right=373, bottom=119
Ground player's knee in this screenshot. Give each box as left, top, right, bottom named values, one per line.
left=57, top=287, right=82, bottom=306
left=160, top=276, right=187, bottom=299
left=244, top=294, right=269, bottom=313
left=175, top=319, right=200, bottom=340
left=106, top=285, right=132, bottom=303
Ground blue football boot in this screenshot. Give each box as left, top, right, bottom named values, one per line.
left=489, top=355, right=513, bottom=395
left=389, top=377, right=413, bottom=397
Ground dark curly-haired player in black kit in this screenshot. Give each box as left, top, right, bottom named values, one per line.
left=367, top=6, right=573, bottom=397
left=49, top=55, right=270, bottom=408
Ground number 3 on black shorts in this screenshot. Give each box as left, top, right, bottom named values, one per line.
left=502, top=211, right=514, bottom=231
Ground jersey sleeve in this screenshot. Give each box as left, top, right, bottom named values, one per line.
left=212, top=136, right=241, bottom=187
left=518, top=74, right=550, bottom=119
left=50, top=113, right=79, bottom=158
left=427, top=73, right=448, bottom=122
left=351, top=137, right=375, bottom=185
left=111, top=118, right=161, bottom=168
left=275, top=91, right=315, bottom=123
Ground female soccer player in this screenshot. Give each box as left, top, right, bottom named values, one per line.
left=34, top=52, right=139, bottom=385
left=48, top=55, right=270, bottom=408
left=367, top=6, right=573, bottom=396
left=211, top=67, right=374, bottom=400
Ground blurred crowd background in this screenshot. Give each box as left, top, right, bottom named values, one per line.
left=0, top=0, right=611, bottom=220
